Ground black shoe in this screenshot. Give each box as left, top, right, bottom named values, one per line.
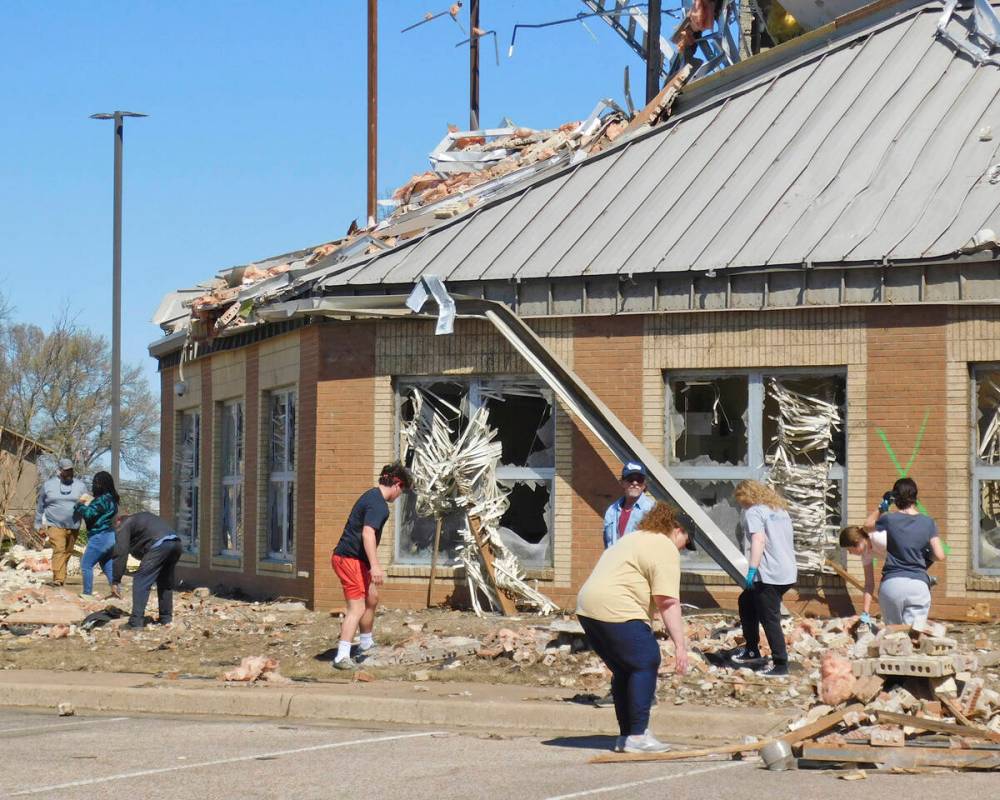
left=729, top=646, right=765, bottom=666
left=758, top=662, right=789, bottom=677
left=594, top=692, right=615, bottom=708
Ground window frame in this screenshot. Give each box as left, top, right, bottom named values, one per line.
left=664, top=368, right=846, bottom=571
left=175, top=408, right=201, bottom=555
left=393, top=376, right=556, bottom=568
left=218, top=398, right=244, bottom=557
left=265, top=387, right=296, bottom=562
left=971, top=364, right=1000, bottom=575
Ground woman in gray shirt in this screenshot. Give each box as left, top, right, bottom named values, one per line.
left=864, top=478, right=945, bottom=625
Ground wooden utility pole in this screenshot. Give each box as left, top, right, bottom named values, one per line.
left=469, top=0, right=480, bottom=129
left=646, top=0, right=662, bottom=103
left=367, top=0, right=378, bottom=224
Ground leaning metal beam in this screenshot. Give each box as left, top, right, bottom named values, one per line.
left=258, top=293, right=749, bottom=585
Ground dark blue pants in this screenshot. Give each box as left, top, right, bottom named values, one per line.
left=578, top=616, right=661, bottom=736
left=131, top=540, right=182, bottom=627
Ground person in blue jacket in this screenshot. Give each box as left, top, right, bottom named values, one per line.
left=603, top=462, right=656, bottom=549
left=74, top=471, right=120, bottom=598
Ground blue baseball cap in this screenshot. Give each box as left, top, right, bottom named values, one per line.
left=621, top=462, right=646, bottom=480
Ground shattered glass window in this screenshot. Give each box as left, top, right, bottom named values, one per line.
left=174, top=410, right=200, bottom=554
left=974, top=369, right=1000, bottom=573
left=266, top=388, right=296, bottom=561
left=395, top=379, right=555, bottom=568
left=665, top=370, right=846, bottom=573
left=219, top=400, right=243, bottom=555
left=668, top=377, right=748, bottom=466
left=677, top=479, right=744, bottom=569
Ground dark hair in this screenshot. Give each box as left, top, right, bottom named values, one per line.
left=378, top=462, right=413, bottom=491
left=92, top=471, right=120, bottom=504
left=892, top=477, right=918, bottom=510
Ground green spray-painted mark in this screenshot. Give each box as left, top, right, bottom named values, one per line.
left=875, top=408, right=931, bottom=517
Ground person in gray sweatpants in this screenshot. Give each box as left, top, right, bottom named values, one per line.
left=111, top=512, right=183, bottom=628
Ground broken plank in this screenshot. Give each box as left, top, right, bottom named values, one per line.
left=781, top=703, right=865, bottom=747
left=875, top=711, right=1000, bottom=744
left=941, top=695, right=981, bottom=729
left=468, top=515, right=516, bottom=616
left=590, top=739, right=771, bottom=764
left=801, top=742, right=1000, bottom=770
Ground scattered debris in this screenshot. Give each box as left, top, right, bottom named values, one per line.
left=221, top=655, right=291, bottom=685
left=57, top=702, right=74, bottom=717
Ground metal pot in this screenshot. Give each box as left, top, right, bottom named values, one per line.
left=759, top=739, right=795, bottom=771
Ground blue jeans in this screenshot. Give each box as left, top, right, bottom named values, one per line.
left=80, top=531, right=115, bottom=594
left=578, top=616, right=661, bottom=736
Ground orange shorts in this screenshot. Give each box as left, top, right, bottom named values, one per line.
left=332, top=554, right=371, bottom=601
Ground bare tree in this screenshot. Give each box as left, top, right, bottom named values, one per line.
left=0, top=313, right=159, bottom=515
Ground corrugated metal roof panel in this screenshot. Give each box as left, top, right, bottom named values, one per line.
left=323, top=1, right=1000, bottom=290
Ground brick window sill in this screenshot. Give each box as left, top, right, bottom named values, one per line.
left=211, top=555, right=243, bottom=572
left=258, top=560, right=295, bottom=577
left=681, top=569, right=851, bottom=589
left=388, top=564, right=555, bottom=581
left=967, top=574, right=1000, bottom=592
left=178, top=552, right=199, bottom=566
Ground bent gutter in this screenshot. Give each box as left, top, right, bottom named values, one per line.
left=258, top=295, right=749, bottom=586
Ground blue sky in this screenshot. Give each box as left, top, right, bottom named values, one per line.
left=0, top=1, right=660, bottom=401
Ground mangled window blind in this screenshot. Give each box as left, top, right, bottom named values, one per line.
left=975, top=370, right=1000, bottom=572
left=396, top=380, right=555, bottom=570
left=175, top=409, right=200, bottom=553
left=398, top=384, right=556, bottom=615
left=764, top=376, right=845, bottom=572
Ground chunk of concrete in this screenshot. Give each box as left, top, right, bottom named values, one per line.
left=3, top=602, right=86, bottom=626
left=920, top=636, right=957, bottom=656
left=879, top=631, right=913, bottom=657
left=870, top=726, right=905, bottom=747
left=876, top=655, right=955, bottom=678
left=911, top=618, right=947, bottom=638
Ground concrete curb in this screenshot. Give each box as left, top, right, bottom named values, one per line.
left=0, top=675, right=796, bottom=743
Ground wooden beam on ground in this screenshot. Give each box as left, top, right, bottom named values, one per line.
left=780, top=703, right=865, bottom=746
left=876, top=711, right=1000, bottom=744
left=590, top=703, right=865, bottom=764
left=590, top=739, right=770, bottom=764
left=800, top=742, right=1000, bottom=770
left=468, top=515, right=516, bottom=616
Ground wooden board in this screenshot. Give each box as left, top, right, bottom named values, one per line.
left=781, top=704, right=865, bottom=746
left=468, top=515, right=516, bottom=616
left=824, top=557, right=869, bottom=595
left=801, top=742, right=1000, bottom=770
left=590, top=739, right=770, bottom=764
left=876, top=711, right=1000, bottom=744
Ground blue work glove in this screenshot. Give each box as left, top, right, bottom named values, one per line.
left=878, top=491, right=895, bottom=514
left=859, top=612, right=874, bottom=626
left=744, top=566, right=758, bottom=590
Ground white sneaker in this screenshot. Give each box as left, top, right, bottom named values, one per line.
left=623, top=733, right=671, bottom=754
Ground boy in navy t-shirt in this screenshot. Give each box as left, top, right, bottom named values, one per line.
left=331, top=462, right=412, bottom=669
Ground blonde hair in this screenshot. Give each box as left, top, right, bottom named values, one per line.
left=733, top=480, right=787, bottom=510
left=638, top=502, right=683, bottom=536
left=839, top=525, right=869, bottom=548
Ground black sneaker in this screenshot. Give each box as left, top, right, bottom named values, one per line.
left=758, top=662, right=789, bottom=678
left=729, top=646, right=765, bottom=666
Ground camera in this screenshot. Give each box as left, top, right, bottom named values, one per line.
left=879, top=490, right=896, bottom=513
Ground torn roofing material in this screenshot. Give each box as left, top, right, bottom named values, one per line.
left=313, top=0, right=1000, bottom=289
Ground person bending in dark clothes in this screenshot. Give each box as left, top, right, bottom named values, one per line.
left=111, top=512, right=182, bottom=629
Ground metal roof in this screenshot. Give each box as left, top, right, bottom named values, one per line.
left=318, top=0, right=1000, bottom=291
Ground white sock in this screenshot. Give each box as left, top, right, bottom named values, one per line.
left=335, top=640, right=352, bottom=662
left=359, top=633, right=374, bottom=649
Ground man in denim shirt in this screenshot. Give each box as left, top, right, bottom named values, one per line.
left=603, top=462, right=656, bottom=549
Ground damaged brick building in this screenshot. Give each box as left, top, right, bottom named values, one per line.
left=151, top=0, right=1000, bottom=619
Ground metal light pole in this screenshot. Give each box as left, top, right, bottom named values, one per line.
left=90, top=111, right=147, bottom=486
left=367, top=0, right=378, bottom=225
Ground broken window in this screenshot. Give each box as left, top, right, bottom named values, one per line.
left=175, top=410, right=200, bottom=554
left=668, top=377, right=748, bottom=466
left=974, top=368, right=1000, bottom=573
left=665, top=370, right=846, bottom=573
left=266, top=388, right=296, bottom=561
left=395, top=379, right=555, bottom=568
left=219, top=399, right=244, bottom=556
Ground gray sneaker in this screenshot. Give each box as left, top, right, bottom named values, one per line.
left=623, top=732, right=671, bottom=754
left=332, top=657, right=357, bottom=671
